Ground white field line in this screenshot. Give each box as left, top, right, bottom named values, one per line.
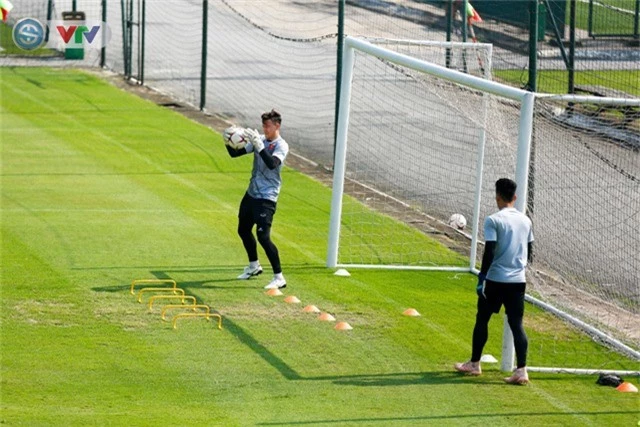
left=528, top=384, right=595, bottom=426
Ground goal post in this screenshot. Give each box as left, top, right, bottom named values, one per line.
left=328, top=36, right=640, bottom=375
left=327, top=36, right=531, bottom=272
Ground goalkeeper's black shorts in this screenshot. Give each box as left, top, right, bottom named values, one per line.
left=479, top=280, right=526, bottom=316
left=238, top=193, right=277, bottom=229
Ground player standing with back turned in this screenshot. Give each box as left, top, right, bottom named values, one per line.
left=455, top=178, right=534, bottom=384
left=224, top=109, right=289, bottom=290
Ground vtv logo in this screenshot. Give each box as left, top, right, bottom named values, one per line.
left=56, top=24, right=101, bottom=45
left=48, top=20, right=111, bottom=49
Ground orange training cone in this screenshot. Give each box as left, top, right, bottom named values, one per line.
left=318, top=312, right=336, bottom=322
left=335, top=321, right=353, bottom=330
left=266, top=288, right=283, bottom=296
left=284, top=295, right=301, bottom=304
left=303, top=305, right=320, bottom=313
left=403, top=308, right=421, bottom=317
left=616, top=382, right=638, bottom=393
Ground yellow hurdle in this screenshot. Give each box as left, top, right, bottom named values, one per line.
left=161, top=304, right=211, bottom=321
left=172, top=312, right=223, bottom=330
left=136, top=287, right=185, bottom=303
left=130, top=279, right=177, bottom=295
left=148, top=295, right=196, bottom=311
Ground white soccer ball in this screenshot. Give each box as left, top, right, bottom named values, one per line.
left=449, top=213, right=467, bottom=230
left=223, top=126, right=247, bottom=150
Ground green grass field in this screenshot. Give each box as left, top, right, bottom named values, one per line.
left=1, top=67, right=638, bottom=426
left=494, top=69, right=640, bottom=96
left=575, top=0, right=640, bottom=35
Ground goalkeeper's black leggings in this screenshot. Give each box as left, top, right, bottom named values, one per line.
left=237, top=194, right=282, bottom=274
left=470, top=281, right=528, bottom=368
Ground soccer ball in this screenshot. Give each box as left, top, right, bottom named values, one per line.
left=449, top=213, right=467, bottom=230
left=223, top=126, right=247, bottom=150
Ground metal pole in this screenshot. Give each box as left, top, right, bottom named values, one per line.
left=588, top=0, right=594, bottom=37
left=568, top=0, right=576, bottom=94
left=526, top=0, right=538, bottom=222
left=462, top=0, right=468, bottom=42
left=501, top=92, right=535, bottom=373
left=446, top=0, right=453, bottom=68
left=527, top=0, right=538, bottom=91
left=634, top=0, right=639, bottom=41
left=120, top=0, right=128, bottom=77
left=72, top=0, right=77, bottom=12
left=543, top=0, right=570, bottom=69
left=140, top=0, right=145, bottom=84
left=200, top=0, right=208, bottom=111
left=128, top=0, right=133, bottom=78
left=469, top=92, right=488, bottom=272
left=333, top=0, right=345, bottom=158
left=101, top=0, right=107, bottom=68
left=45, top=0, right=53, bottom=42
left=327, top=43, right=355, bottom=268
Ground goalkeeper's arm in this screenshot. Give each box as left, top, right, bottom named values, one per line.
left=480, top=241, right=496, bottom=275
left=244, top=128, right=281, bottom=169
left=226, top=145, right=248, bottom=158
left=258, top=150, right=281, bottom=170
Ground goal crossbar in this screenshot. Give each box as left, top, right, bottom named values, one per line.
left=342, top=36, right=526, bottom=101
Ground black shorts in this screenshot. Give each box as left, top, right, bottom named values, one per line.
left=479, top=280, right=526, bottom=316
left=238, top=193, right=277, bottom=229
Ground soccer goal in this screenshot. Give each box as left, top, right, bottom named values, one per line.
left=327, top=36, right=529, bottom=273
left=328, top=36, right=640, bottom=375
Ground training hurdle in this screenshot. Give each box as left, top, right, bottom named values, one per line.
left=161, top=304, right=211, bottom=321
left=130, top=279, right=178, bottom=295
left=136, top=287, right=185, bottom=303
left=148, top=295, right=196, bottom=311
left=172, top=312, right=223, bottom=330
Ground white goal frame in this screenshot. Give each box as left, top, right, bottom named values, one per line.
left=327, top=36, right=534, bottom=273
left=328, top=36, right=640, bottom=375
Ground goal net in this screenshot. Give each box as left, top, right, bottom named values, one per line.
left=327, top=37, right=518, bottom=272
left=526, top=95, right=640, bottom=373
left=329, top=37, right=639, bottom=374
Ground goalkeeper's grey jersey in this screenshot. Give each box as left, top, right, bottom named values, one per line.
left=246, top=135, right=289, bottom=202
left=484, top=207, right=534, bottom=283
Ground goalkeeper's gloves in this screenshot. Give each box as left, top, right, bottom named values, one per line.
left=244, top=128, right=264, bottom=152
left=476, top=273, right=486, bottom=298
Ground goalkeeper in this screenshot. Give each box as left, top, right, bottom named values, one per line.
left=224, top=109, right=290, bottom=290
left=455, top=178, right=534, bottom=384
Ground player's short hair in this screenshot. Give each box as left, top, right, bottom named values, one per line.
left=496, top=178, right=517, bottom=202
left=261, top=109, right=282, bottom=125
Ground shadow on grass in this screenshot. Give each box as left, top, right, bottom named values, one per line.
left=255, top=409, right=638, bottom=425
left=89, top=264, right=330, bottom=293
left=92, top=267, right=306, bottom=380
left=90, top=267, right=480, bottom=385
left=92, top=278, right=251, bottom=294
left=308, top=371, right=502, bottom=387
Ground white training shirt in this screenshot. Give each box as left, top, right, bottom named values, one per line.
left=245, top=134, right=289, bottom=202
left=484, top=207, right=534, bottom=283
